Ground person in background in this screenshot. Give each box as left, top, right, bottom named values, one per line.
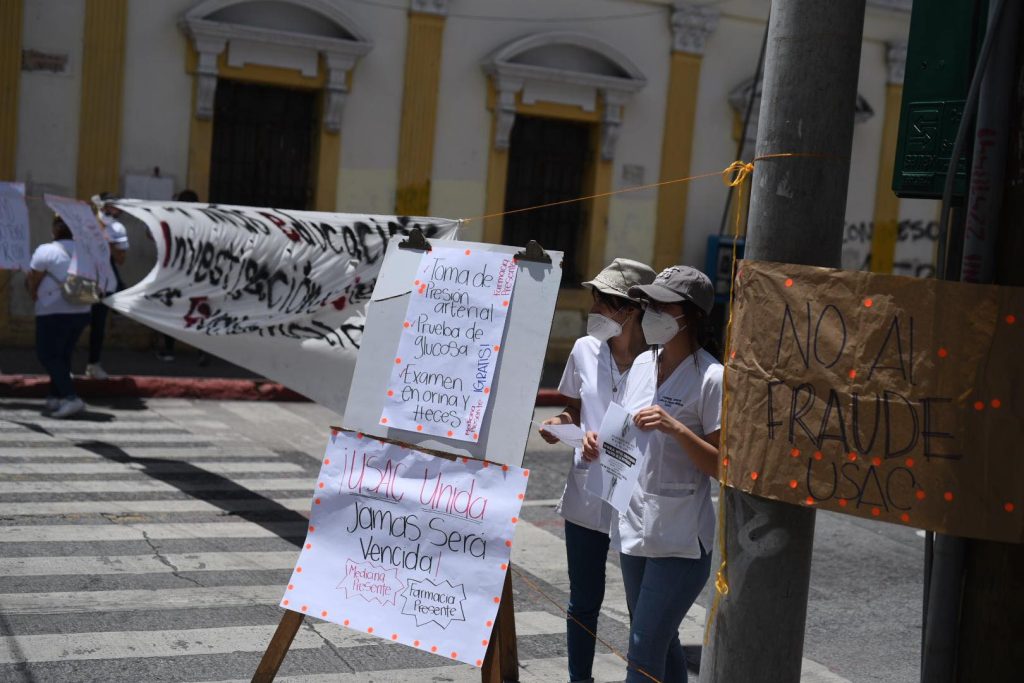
left=586, top=266, right=722, bottom=683
left=85, top=193, right=128, bottom=379
left=156, top=189, right=199, bottom=363
left=24, top=216, right=92, bottom=418
left=539, top=258, right=656, bottom=683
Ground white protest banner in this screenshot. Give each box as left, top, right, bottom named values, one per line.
left=586, top=402, right=647, bottom=512
left=380, top=246, right=517, bottom=442
left=106, top=201, right=457, bottom=415
left=45, top=194, right=117, bottom=291
left=0, top=182, right=30, bottom=270
left=282, top=430, right=529, bottom=668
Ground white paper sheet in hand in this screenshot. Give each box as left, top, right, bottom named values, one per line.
left=380, top=246, right=518, bottom=442
left=585, top=402, right=646, bottom=512
left=537, top=422, right=585, bottom=449
left=282, top=431, right=529, bottom=668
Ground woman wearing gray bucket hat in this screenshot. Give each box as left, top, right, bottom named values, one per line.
left=538, top=257, right=656, bottom=683
left=594, top=264, right=722, bottom=683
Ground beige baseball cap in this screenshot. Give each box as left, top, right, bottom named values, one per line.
left=582, top=258, right=656, bottom=301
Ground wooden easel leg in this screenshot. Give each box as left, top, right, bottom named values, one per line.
left=481, top=568, right=519, bottom=683
left=252, top=611, right=305, bottom=683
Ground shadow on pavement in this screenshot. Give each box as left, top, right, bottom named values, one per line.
left=77, top=439, right=309, bottom=548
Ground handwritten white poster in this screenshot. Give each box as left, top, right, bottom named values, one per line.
left=585, top=402, right=648, bottom=512
left=0, top=182, right=30, bottom=270
left=104, top=201, right=457, bottom=414
left=380, top=247, right=517, bottom=442
left=45, top=194, right=117, bottom=292
left=282, top=431, right=529, bottom=668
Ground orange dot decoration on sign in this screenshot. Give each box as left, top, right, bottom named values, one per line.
left=283, top=599, right=289, bottom=606
left=864, top=298, right=873, bottom=308
left=451, top=652, right=458, bottom=659
left=991, top=398, right=1002, bottom=409
left=416, top=425, right=423, bottom=432
left=502, top=300, right=509, bottom=307
left=387, top=390, right=394, bottom=397
left=505, top=540, right=512, bottom=547
left=301, top=605, right=308, bottom=612
left=1005, top=502, right=1016, bottom=513
left=871, top=507, right=881, bottom=517
left=344, top=619, right=350, bottom=626
left=391, top=634, right=398, bottom=641
left=1007, top=314, right=1017, bottom=325
left=722, top=457, right=730, bottom=468
left=318, top=482, right=325, bottom=489
left=380, top=417, right=388, bottom=424
left=305, top=543, right=312, bottom=550
left=900, top=513, right=910, bottom=523
left=916, top=490, right=926, bottom=500
left=788, top=480, right=798, bottom=489
left=486, top=620, right=493, bottom=627
left=367, top=627, right=374, bottom=634
left=321, top=610, right=328, bottom=617
left=523, top=469, right=530, bottom=477
left=849, top=369, right=857, bottom=379
left=937, top=347, right=948, bottom=358
left=403, top=321, right=410, bottom=328
left=730, top=350, right=737, bottom=360
left=501, top=465, right=508, bottom=471
left=871, top=457, right=882, bottom=467
left=790, top=448, right=800, bottom=458
left=473, top=432, right=479, bottom=439
left=493, top=345, right=500, bottom=352
left=848, top=452, right=858, bottom=462
left=288, top=584, right=294, bottom=590
left=500, top=562, right=507, bottom=570
left=413, top=640, right=420, bottom=647
left=447, top=430, right=454, bottom=437
left=785, top=278, right=794, bottom=288
left=813, top=451, right=823, bottom=461
left=944, top=491, right=954, bottom=502
left=481, top=639, right=489, bottom=647
left=483, top=387, right=490, bottom=394
left=323, top=458, right=330, bottom=465
left=805, top=496, right=815, bottom=505
left=476, top=660, right=483, bottom=667
left=750, top=471, right=759, bottom=481
left=395, top=357, right=401, bottom=364
left=465, top=249, right=471, bottom=255
left=974, top=401, right=985, bottom=411
left=414, top=280, right=420, bottom=286
left=838, top=499, right=848, bottom=507
left=510, top=517, right=518, bottom=524
left=296, top=566, right=302, bottom=573
left=905, top=458, right=914, bottom=468
left=431, top=645, right=438, bottom=653
left=314, top=498, right=321, bottom=505
left=517, top=493, right=524, bottom=500
left=493, top=597, right=500, bottom=603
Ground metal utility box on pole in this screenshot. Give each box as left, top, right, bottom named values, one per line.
left=699, top=1, right=866, bottom=681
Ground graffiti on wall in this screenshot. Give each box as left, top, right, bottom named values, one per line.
left=842, top=219, right=939, bottom=278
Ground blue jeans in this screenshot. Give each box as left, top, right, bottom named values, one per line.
left=620, top=548, right=711, bottom=683
left=565, top=520, right=611, bottom=682
left=35, top=313, right=91, bottom=399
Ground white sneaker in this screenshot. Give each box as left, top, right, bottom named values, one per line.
left=51, top=397, right=86, bottom=419
left=44, top=397, right=61, bottom=412
left=85, top=363, right=109, bottom=380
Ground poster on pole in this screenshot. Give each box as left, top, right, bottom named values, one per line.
left=105, top=201, right=458, bottom=415
left=724, top=260, right=1024, bottom=543
left=344, top=237, right=563, bottom=467
left=0, top=182, right=30, bottom=271
left=281, top=430, right=529, bottom=668
left=45, top=194, right=117, bottom=292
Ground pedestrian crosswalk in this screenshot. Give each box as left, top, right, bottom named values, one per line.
left=0, top=398, right=848, bottom=682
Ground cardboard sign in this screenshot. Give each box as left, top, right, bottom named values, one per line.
left=105, top=201, right=458, bottom=415
left=45, top=194, right=117, bottom=291
left=380, top=247, right=517, bottom=442
left=724, top=260, right=1024, bottom=543
left=0, top=182, right=30, bottom=270
left=281, top=431, right=529, bottom=668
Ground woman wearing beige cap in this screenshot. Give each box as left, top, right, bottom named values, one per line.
left=539, top=257, right=656, bottom=683
left=590, top=265, right=722, bottom=683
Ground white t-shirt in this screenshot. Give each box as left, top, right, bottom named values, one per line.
left=105, top=219, right=129, bottom=250
left=555, top=336, right=658, bottom=533
left=29, top=240, right=91, bottom=316
left=612, top=347, right=723, bottom=558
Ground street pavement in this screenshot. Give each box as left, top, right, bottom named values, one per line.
left=0, top=397, right=922, bottom=682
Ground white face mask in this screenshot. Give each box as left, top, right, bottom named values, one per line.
left=587, top=313, right=623, bottom=342
left=642, top=308, right=686, bottom=345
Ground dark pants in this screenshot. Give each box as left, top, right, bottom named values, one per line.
left=620, top=548, right=711, bottom=683
left=88, top=302, right=109, bottom=364
left=36, top=313, right=90, bottom=399
left=565, top=520, right=611, bottom=682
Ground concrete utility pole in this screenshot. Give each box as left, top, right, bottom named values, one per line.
left=699, top=1, right=867, bottom=681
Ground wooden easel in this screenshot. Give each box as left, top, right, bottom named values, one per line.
left=251, top=566, right=519, bottom=683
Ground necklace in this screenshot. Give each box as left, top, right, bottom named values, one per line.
left=608, top=348, right=630, bottom=394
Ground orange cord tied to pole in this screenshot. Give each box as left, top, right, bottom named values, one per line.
left=703, top=159, right=756, bottom=646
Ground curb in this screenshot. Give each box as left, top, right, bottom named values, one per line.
left=0, top=374, right=567, bottom=406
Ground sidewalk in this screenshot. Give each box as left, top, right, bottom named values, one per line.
left=0, top=347, right=565, bottom=404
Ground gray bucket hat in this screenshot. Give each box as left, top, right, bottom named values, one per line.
left=582, top=258, right=656, bottom=301
left=628, top=265, right=715, bottom=314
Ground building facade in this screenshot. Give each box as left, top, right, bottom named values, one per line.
left=1, top=0, right=932, bottom=360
